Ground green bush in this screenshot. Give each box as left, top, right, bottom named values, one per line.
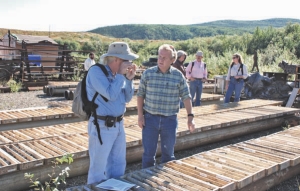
left=24, top=154, right=74, bottom=191
left=7, top=80, right=22, bottom=93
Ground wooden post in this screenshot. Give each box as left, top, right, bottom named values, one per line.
left=22, top=41, right=31, bottom=81
left=286, top=88, right=300, bottom=107
left=59, top=44, right=66, bottom=80
left=66, top=52, right=70, bottom=72
left=8, top=30, right=11, bottom=47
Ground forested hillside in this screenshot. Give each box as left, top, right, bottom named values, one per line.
left=89, top=18, right=300, bottom=40
left=2, top=21, right=300, bottom=78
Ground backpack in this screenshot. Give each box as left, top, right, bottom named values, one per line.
left=189, top=62, right=206, bottom=74
left=72, top=63, right=109, bottom=145
left=230, top=63, right=244, bottom=75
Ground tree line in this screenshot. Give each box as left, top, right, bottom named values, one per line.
left=54, top=23, right=300, bottom=78
left=89, top=18, right=300, bottom=40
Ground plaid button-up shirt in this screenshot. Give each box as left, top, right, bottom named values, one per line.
left=137, top=66, right=191, bottom=116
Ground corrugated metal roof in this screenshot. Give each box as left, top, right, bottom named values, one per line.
left=11, top=34, right=57, bottom=44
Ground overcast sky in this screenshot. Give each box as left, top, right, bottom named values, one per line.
left=1, top=0, right=299, bottom=32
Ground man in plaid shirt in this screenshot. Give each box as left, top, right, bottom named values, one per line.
left=137, top=44, right=195, bottom=168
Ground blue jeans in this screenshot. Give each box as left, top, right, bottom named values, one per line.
left=142, top=111, right=177, bottom=168
left=189, top=79, right=203, bottom=106
left=87, top=118, right=126, bottom=184
left=224, top=77, right=244, bottom=103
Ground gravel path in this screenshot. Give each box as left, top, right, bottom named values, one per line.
left=1, top=91, right=299, bottom=191
left=0, top=90, right=69, bottom=110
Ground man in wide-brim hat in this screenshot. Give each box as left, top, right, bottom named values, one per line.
left=86, top=42, right=138, bottom=184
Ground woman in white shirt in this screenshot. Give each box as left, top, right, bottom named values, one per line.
left=224, top=53, right=248, bottom=103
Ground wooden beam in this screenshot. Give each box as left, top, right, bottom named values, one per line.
left=286, top=88, right=300, bottom=107
left=238, top=162, right=300, bottom=191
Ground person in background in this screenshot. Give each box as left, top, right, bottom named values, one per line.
left=137, top=44, right=195, bottom=169
left=173, top=50, right=187, bottom=76
left=86, top=42, right=138, bottom=184
left=173, top=50, right=188, bottom=108
left=224, top=53, right=248, bottom=103
left=84, top=52, right=96, bottom=72
left=185, top=51, right=207, bottom=106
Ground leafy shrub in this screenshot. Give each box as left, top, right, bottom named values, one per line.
left=24, top=154, right=74, bottom=191
left=71, top=69, right=83, bottom=82
left=7, top=80, right=22, bottom=92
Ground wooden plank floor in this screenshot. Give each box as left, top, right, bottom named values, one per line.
left=0, top=103, right=298, bottom=177
left=119, top=125, right=300, bottom=191
left=0, top=99, right=282, bottom=126
left=0, top=93, right=226, bottom=125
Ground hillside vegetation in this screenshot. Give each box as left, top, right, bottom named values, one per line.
left=1, top=19, right=300, bottom=78
left=89, top=18, right=300, bottom=40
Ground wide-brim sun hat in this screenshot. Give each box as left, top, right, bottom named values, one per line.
left=101, top=42, right=139, bottom=60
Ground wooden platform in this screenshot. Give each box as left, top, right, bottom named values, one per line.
left=68, top=125, right=300, bottom=191
left=0, top=93, right=224, bottom=126
left=0, top=100, right=299, bottom=191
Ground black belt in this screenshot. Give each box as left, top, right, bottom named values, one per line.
left=194, top=78, right=203, bottom=80
left=144, top=110, right=167, bottom=117
left=97, top=115, right=123, bottom=122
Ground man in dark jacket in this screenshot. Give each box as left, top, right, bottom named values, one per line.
left=173, top=50, right=187, bottom=77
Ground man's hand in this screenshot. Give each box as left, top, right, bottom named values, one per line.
left=126, top=64, right=137, bottom=80
left=187, top=116, right=195, bottom=133
left=138, top=115, right=145, bottom=129
left=118, top=61, right=133, bottom=75
left=189, top=77, right=195, bottom=81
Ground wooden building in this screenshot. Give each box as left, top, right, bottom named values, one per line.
left=0, top=32, right=59, bottom=67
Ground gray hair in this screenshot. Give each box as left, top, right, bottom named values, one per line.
left=102, top=56, right=115, bottom=65
left=158, top=44, right=177, bottom=60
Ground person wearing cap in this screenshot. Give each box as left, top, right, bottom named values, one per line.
left=84, top=52, right=96, bottom=72
left=137, top=44, right=195, bottom=169
left=173, top=50, right=187, bottom=76
left=186, top=51, right=207, bottom=106
left=86, top=42, right=138, bottom=184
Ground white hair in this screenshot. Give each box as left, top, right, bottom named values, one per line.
left=158, top=44, right=177, bottom=60
left=102, top=56, right=115, bottom=65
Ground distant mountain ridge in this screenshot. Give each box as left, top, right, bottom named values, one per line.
left=89, top=18, right=300, bottom=40
left=194, top=18, right=300, bottom=28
